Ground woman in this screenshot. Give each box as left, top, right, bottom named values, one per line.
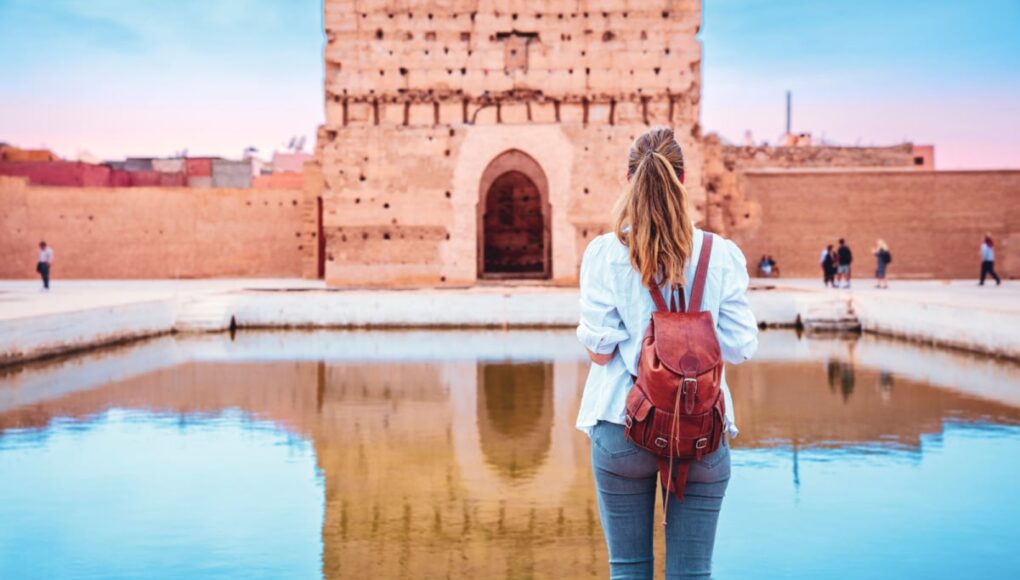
left=821, top=244, right=836, bottom=287
left=872, top=239, right=891, bottom=289
left=576, top=127, right=759, bottom=578
left=980, top=234, right=1001, bottom=286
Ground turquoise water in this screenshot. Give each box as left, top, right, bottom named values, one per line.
left=0, top=330, right=1018, bottom=579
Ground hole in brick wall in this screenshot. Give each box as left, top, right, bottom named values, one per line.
left=425, top=31, right=436, bottom=41
left=408, top=12, right=413, bottom=18
left=428, top=13, right=433, bottom=19
left=470, top=11, right=476, bottom=22
left=602, top=11, right=608, bottom=17
left=399, top=67, right=408, bottom=75
left=355, top=198, right=361, bottom=204
left=445, top=191, right=451, bottom=198
left=602, top=31, right=615, bottom=41
left=585, top=67, right=590, bottom=75
left=362, top=232, right=369, bottom=240
left=445, top=233, right=451, bottom=240
left=383, top=203, right=390, bottom=209
left=583, top=187, right=589, bottom=194
left=359, top=174, right=366, bottom=182
left=449, top=128, right=455, bottom=136
left=440, top=276, right=447, bottom=282
left=745, top=213, right=751, bottom=219
left=582, top=229, right=588, bottom=237
left=444, top=46, right=449, bottom=54
left=292, top=199, right=298, bottom=205
left=535, top=13, right=542, bottom=19
left=663, top=11, right=670, bottom=18
left=583, top=11, right=589, bottom=17
left=654, top=67, right=660, bottom=75
left=383, top=233, right=391, bottom=240
left=376, top=29, right=383, bottom=40
left=424, top=49, right=430, bottom=55
left=404, top=32, right=413, bottom=40
left=461, top=32, right=471, bottom=41
left=568, top=68, right=573, bottom=74
left=460, top=67, right=467, bottom=75
left=581, top=50, right=586, bottom=56
left=623, top=12, right=629, bottom=17
left=360, top=13, right=366, bottom=18
left=557, top=13, right=563, bottom=19
left=641, top=31, right=648, bottom=40
left=379, top=70, right=384, bottom=76
left=341, top=235, right=347, bottom=242
left=388, top=13, right=393, bottom=18
left=444, top=149, right=451, bottom=156
left=665, top=47, right=670, bottom=55
left=512, top=13, right=518, bottom=20
left=489, top=34, right=495, bottom=41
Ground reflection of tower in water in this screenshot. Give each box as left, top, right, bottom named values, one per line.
left=477, top=362, right=554, bottom=480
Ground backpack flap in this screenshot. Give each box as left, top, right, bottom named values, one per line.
left=651, top=311, right=722, bottom=378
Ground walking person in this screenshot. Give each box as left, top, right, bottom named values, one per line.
left=836, top=239, right=853, bottom=288
left=821, top=244, right=836, bottom=287
left=36, top=241, right=54, bottom=291
left=576, top=127, right=758, bottom=579
left=979, top=234, right=1001, bottom=286
left=872, top=239, right=892, bottom=289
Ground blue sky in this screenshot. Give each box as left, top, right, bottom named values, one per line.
left=1, top=0, right=1017, bottom=168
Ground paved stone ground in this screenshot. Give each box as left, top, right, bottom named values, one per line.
left=0, top=278, right=1017, bottom=365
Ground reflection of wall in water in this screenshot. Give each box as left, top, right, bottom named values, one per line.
left=728, top=360, right=1020, bottom=450
left=476, top=362, right=554, bottom=479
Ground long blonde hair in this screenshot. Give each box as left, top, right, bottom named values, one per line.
left=613, top=127, right=694, bottom=289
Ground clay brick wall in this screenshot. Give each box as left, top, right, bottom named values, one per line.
left=320, top=0, right=704, bottom=287
left=700, top=135, right=920, bottom=236
left=0, top=177, right=309, bottom=279
left=730, top=170, right=1020, bottom=279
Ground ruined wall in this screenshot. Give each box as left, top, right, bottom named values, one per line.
left=700, top=135, right=921, bottom=236
left=320, top=0, right=704, bottom=287
left=730, top=170, right=1020, bottom=279
left=0, top=177, right=309, bottom=279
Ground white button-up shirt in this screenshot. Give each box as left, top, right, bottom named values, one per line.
left=575, top=228, right=759, bottom=438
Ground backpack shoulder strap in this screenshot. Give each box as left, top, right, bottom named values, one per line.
left=687, top=233, right=714, bottom=312
left=648, top=286, right=669, bottom=312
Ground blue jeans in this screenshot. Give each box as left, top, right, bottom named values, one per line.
left=591, top=420, right=730, bottom=579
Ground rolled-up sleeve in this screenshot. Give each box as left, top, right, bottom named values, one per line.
left=577, top=237, right=630, bottom=354
left=717, top=240, right=759, bottom=364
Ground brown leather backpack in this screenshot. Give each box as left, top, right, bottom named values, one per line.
left=624, top=233, right=726, bottom=505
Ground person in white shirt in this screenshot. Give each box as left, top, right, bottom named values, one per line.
left=37, top=241, right=54, bottom=291
left=576, top=127, right=758, bottom=578
left=979, top=234, right=1001, bottom=286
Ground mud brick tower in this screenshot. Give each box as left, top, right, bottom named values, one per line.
left=318, top=0, right=704, bottom=287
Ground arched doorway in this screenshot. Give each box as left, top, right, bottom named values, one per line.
left=477, top=150, right=551, bottom=279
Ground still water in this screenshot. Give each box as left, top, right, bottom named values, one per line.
left=1, top=330, right=1019, bottom=579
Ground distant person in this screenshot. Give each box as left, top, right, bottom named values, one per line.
left=36, top=241, right=53, bottom=291
left=821, top=244, right=836, bottom=287
left=872, top=239, right=891, bottom=289
left=766, top=255, right=779, bottom=278
left=836, top=239, right=853, bottom=288
left=979, top=234, right=1001, bottom=286
left=758, top=255, right=773, bottom=278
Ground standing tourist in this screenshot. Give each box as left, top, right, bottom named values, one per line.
left=836, top=239, right=853, bottom=288
left=821, top=244, right=836, bottom=287
left=36, top=241, right=54, bottom=291
left=576, top=127, right=758, bottom=578
left=758, top=255, right=773, bottom=278
left=872, top=239, right=892, bottom=289
left=979, top=234, right=1001, bottom=286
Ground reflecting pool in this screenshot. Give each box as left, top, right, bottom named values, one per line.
left=1, top=330, right=1019, bottom=579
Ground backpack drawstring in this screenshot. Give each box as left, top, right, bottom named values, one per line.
left=662, top=377, right=685, bottom=526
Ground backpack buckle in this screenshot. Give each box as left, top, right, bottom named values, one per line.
left=654, top=437, right=669, bottom=448
left=681, top=377, right=698, bottom=395
left=695, top=438, right=709, bottom=449
left=624, top=415, right=633, bottom=428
